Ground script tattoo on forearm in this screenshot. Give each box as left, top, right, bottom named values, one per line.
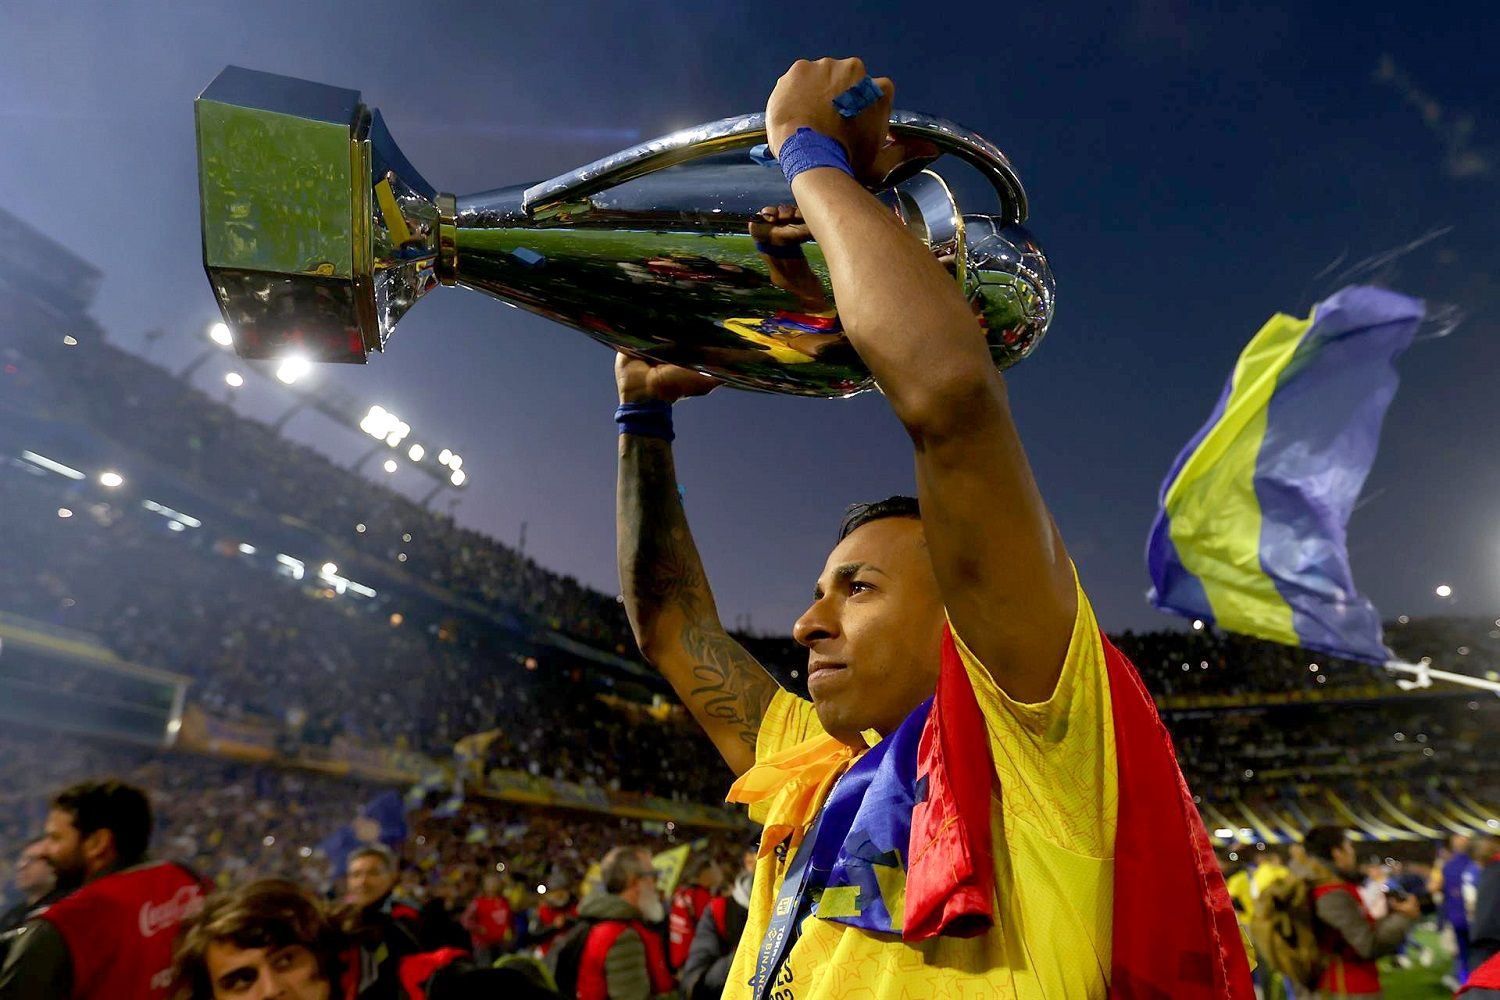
left=619, top=435, right=777, bottom=752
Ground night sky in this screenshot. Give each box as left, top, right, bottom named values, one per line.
left=3, top=2, right=1496, bottom=641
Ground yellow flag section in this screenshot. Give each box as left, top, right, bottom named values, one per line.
left=1161, top=311, right=1312, bottom=647
left=652, top=844, right=691, bottom=896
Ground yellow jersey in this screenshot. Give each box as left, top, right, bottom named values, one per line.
left=723, top=579, right=1118, bottom=999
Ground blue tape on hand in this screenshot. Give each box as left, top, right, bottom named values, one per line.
left=749, top=143, right=778, bottom=167
left=832, top=76, right=884, bottom=118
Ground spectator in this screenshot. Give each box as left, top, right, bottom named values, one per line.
left=1471, top=835, right=1500, bottom=972
left=339, top=845, right=425, bottom=999
left=678, top=846, right=754, bottom=1000
left=0, top=780, right=207, bottom=1000
left=173, top=878, right=525, bottom=1000
left=569, top=847, right=673, bottom=1000
left=1297, top=825, right=1419, bottom=999
left=173, top=879, right=345, bottom=1000
left=0, top=845, right=62, bottom=936
left=530, top=884, right=578, bottom=956
left=666, top=856, right=722, bottom=971
left=1448, top=833, right=1484, bottom=985
left=461, top=872, right=513, bottom=964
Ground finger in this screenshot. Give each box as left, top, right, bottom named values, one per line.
left=873, top=76, right=895, bottom=108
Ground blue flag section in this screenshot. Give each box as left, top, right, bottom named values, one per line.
left=1148, top=285, right=1424, bottom=663
left=319, top=790, right=411, bottom=877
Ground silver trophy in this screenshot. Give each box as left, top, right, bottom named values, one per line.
left=196, top=66, right=1054, bottom=398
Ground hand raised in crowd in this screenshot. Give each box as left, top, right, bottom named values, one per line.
left=614, top=352, right=720, bottom=405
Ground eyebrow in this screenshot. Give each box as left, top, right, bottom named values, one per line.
left=812, top=562, right=888, bottom=598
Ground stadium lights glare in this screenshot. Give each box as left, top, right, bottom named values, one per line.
left=536, top=885, right=547, bottom=895
left=1191, top=619, right=1203, bottom=631
left=99, top=471, right=124, bottom=488
left=57, top=508, right=72, bottom=519
left=168, top=521, right=185, bottom=532
left=21, top=450, right=85, bottom=480
left=209, top=322, right=233, bottom=347
left=408, top=444, right=425, bottom=462
left=142, top=499, right=202, bottom=528
left=1436, top=584, right=1453, bottom=598
left=361, top=405, right=411, bottom=448
left=224, top=372, right=244, bottom=388
left=62, top=335, right=78, bottom=346
left=1214, top=828, right=1234, bottom=839
left=447, top=454, right=462, bottom=471
left=275, top=356, right=312, bottom=385
left=383, top=459, right=398, bottom=473
left=238, top=543, right=256, bottom=555
left=450, top=469, right=466, bottom=486
left=321, top=562, right=338, bottom=577
left=276, top=554, right=306, bottom=581
left=438, top=449, right=452, bottom=465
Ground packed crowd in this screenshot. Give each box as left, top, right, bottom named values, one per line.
left=0, top=734, right=740, bottom=917
left=16, top=329, right=1497, bottom=709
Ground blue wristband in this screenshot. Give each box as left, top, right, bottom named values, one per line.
left=754, top=240, right=806, bottom=260
left=615, top=400, right=674, bottom=442
left=777, top=128, right=854, bottom=186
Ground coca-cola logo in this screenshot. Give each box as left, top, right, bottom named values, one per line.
left=139, top=885, right=204, bottom=938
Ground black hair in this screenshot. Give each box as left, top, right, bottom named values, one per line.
left=53, top=780, right=152, bottom=865
left=1303, top=826, right=1349, bottom=864
left=837, top=496, right=921, bottom=543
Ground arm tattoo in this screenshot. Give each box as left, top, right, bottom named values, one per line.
left=683, top=622, right=778, bottom=749
left=618, top=435, right=778, bottom=754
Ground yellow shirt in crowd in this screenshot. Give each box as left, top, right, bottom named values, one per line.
left=723, top=580, right=1119, bottom=1000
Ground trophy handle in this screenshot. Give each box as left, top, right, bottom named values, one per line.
left=521, top=110, right=1028, bottom=225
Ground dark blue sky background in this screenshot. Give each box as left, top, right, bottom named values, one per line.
left=2, top=2, right=1495, bottom=638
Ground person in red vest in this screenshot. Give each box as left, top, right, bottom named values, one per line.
left=666, top=856, right=723, bottom=972
left=1299, top=825, right=1419, bottom=999
left=460, top=871, right=513, bottom=965
left=0, top=779, right=207, bottom=1000
left=572, top=847, right=673, bottom=1000
left=529, top=884, right=577, bottom=957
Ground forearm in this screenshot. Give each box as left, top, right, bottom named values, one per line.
left=616, top=433, right=776, bottom=774
left=617, top=433, right=719, bottom=650
left=791, top=168, right=994, bottom=431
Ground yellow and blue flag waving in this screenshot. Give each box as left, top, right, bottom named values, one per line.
left=1148, top=285, right=1424, bottom=664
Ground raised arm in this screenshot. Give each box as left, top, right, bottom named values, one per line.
left=767, top=59, right=1077, bottom=702
left=615, top=356, right=778, bottom=776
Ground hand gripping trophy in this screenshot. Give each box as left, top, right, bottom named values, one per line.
left=195, top=66, right=1054, bottom=398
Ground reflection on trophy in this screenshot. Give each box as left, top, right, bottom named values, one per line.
left=196, top=66, right=1055, bottom=398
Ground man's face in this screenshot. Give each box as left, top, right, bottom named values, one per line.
left=793, top=518, right=945, bottom=743
left=38, top=810, right=89, bottom=886
left=1332, top=841, right=1358, bottom=875
left=204, top=941, right=330, bottom=1000
left=345, top=855, right=395, bottom=909
left=12, top=844, right=54, bottom=898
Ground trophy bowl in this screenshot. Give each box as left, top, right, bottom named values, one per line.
left=197, top=66, right=1054, bottom=398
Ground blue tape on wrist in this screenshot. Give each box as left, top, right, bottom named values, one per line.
left=777, top=128, right=853, bottom=186
left=754, top=240, right=806, bottom=260
left=615, top=401, right=675, bottom=442
left=749, top=143, right=778, bottom=167
left=832, top=76, right=883, bottom=118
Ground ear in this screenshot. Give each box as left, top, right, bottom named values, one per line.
left=83, top=828, right=116, bottom=864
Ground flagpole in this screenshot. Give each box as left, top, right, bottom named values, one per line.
left=1383, top=659, right=1500, bottom=695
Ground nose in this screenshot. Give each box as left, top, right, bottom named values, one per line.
left=793, top=594, right=839, bottom=649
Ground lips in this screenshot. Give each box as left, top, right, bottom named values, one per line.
left=807, top=661, right=847, bottom=682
